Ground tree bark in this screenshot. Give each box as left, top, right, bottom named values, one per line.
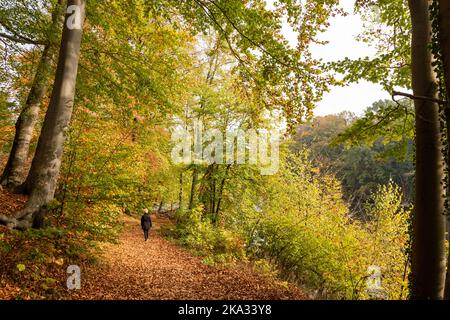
left=178, top=172, right=183, bottom=209
left=0, top=1, right=65, bottom=191
left=188, top=166, right=198, bottom=210
left=210, top=164, right=216, bottom=215
left=444, top=108, right=450, bottom=300
left=215, top=164, right=231, bottom=217
left=408, top=0, right=446, bottom=300
left=437, top=0, right=450, bottom=300
left=0, top=0, right=86, bottom=229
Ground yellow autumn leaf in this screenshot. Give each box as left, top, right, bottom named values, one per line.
left=16, top=264, right=26, bottom=272
left=53, top=258, right=64, bottom=266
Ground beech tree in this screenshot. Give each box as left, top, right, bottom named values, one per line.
left=0, top=0, right=65, bottom=191
left=436, top=0, right=450, bottom=299
left=0, top=0, right=86, bottom=229
left=2, top=0, right=444, bottom=300
left=408, top=0, right=446, bottom=299
left=328, top=0, right=449, bottom=299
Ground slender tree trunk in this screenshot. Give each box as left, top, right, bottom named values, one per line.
left=210, top=164, right=216, bottom=215
left=198, top=164, right=213, bottom=214
left=0, top=0, right=86, bottom=229
left=185, top=42, right=219, bottom=212
left=1, top=45, right=53, bottom=189
left=408, top=0, right=446, bottom=300
left=437, top=0, right=450, bottom=300
left=215, top=164, right=231, bottom=217
left=188, top=166, right=198, bottom=210
left=179, top=172, right=183, bottom=209
left=445, top=107, right=450, bottom=300
left=0, top=1, right=64, bottom=191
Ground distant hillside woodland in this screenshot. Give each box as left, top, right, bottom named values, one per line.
left=1, top=0, right=450, bottom=300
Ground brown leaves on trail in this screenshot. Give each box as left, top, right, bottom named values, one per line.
left=0, top=187, right=27, bottom=217
left=64, top=216, right=307, bottom=300
left=0, top=281, right=22, bottom=300
left=0, top=185, right=306, bottom=300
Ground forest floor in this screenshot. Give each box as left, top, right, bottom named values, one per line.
left=0, top=185, right=27, bottom=216
left=1, top=186, right=306, bottom=300
left=60, top=214, right=307, bottom=300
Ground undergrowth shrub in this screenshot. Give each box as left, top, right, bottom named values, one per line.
left=237, top=154, right=409, bottom=300
left=0, top=202, right=124, bottom=299
left=162, top=205, right=246, bottom=263
left=162, top=152, right=409, bottom=299
left=197, top=153, right=409, bottom=299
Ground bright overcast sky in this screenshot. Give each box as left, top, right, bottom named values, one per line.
left=267, top=0, right=391, bottom=117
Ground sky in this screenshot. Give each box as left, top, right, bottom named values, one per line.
left=268, top=0, right=392, bottom=117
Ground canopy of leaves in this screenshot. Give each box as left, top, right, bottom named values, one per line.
left=328, top=0, right=411, bottom=91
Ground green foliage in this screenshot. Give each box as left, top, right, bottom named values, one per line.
left=0, top=222, right=101, bottom=299
left=362, top=182, right=410, bottom=299
left=238, top=155, right=409, bottom=299
left=167, top=150, right=410, bottom=299
left=340, top=143, right=413, bottom=208
left=0, top=91, right=14, bottom=154
left=328, top=0, right=411, bottom=91
left=333, top=100, right=414, bottom=150
left=0, top=0, right=414, bottom=301
left=164, top=205, right=246, bottom=263
left=292, top=109, right=414, bottom=214
left=0, top=0, right=60, bottom=45
left=167, top=0, right=344, bottom=128
left=0, top=91, right=12, bottom=123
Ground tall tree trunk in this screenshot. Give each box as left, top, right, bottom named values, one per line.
left=215, top=164, right=231, bottom=217
left=186, top=41, right=219, bottom=212
left=0, top=0, right=86, bottom=230
left=409, top=0, right=446, bottom=300
left=444, top=107, right=450, bottom=300
left=178, top=172, right=183, bottom=209
left=0, top=1, right=64, bottom=191
left=210, top=164, right=216, bottom=215
left=437, top=0, right=450, bottom=300
left=198, top=164, right=213, bottom=214
left=444, top=106, right=450, bottom=300
left=188, top=166, right=198, bottom=210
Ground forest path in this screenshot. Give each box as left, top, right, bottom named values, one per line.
left=65, top=215, right=307, bottom=300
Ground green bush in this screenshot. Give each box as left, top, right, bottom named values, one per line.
left=229, top=154, right=409, bottom=299
left=164, top=153, right=409, bottom=299
left=165, top=205, right=246, bottom=263
left=0, top=201, right=123, bottom=299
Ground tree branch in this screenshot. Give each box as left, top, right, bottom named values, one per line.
left=0, top=31, right=43, bottom=45
left=392, top=90, right=448, bottom=105
left=204, top=0, right=294, bottom=69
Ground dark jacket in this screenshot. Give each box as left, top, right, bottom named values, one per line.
left=141, top=213, right=152, bottom=230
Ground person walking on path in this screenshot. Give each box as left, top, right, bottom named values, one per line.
left=141, top=208, right=152, bottom=241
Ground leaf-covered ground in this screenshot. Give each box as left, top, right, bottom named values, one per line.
left=62, top=215, right=307, bottom=300
left=0, top=186, right=27, bottom=217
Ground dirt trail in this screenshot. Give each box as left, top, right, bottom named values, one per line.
left=65, top=215, right=307, bottom=300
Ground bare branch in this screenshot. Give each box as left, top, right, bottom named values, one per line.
left=392, top=90, right=448, bottom=105
left=204, top=0, right=294, bottom=69
left=0, top=31, right=43, bottom=45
